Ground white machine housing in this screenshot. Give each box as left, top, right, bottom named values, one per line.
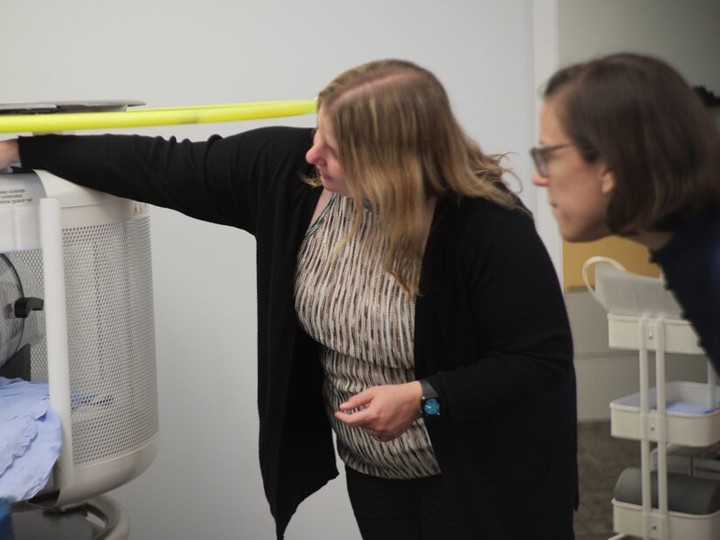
left=0, top=170, right=158, bottom=507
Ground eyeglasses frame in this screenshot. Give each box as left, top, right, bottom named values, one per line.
left=529, top=143, right=574, bottom=177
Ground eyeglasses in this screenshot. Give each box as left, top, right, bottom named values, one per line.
left=529, top=143, right=574, bottom=178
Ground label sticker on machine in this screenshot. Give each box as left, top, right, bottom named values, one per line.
left=0, top=172, right=46, bottom=207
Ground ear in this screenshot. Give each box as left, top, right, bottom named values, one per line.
left=598, top=165, right=615, bottom=196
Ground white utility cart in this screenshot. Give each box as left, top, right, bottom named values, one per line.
left=582, top=257, right=720, bottom=540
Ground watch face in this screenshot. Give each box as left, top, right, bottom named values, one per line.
left=422, top=397, right=441, bottom=417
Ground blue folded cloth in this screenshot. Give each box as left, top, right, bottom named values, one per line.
left=0, top=377, right=62, bottom=502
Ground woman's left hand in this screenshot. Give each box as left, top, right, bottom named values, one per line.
left=334, top=381, right=423, bottom=442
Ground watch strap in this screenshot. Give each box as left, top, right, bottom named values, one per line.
left=419, top=379, right=438, bottom=399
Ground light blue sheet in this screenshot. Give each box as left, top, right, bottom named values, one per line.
left=0, top=377, right=62, bottom=502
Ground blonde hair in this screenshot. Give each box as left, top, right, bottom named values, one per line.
left=309, top=59, right=518, bottom=296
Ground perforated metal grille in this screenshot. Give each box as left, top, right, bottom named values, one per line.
left=9, top=215, right=158, bottom=465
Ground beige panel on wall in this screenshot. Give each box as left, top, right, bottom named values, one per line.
left=562, top=237, right=659, bottom=290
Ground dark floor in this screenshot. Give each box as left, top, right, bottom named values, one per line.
left=575, top=420, right=641, bottom=540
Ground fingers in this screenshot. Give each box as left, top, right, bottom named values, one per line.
left=335, top=389, right=374, bottom=427
left=334, top=408, right=392, bottom=441
left=338, top=390, right=372, bottom=412
left=334, top=384, right=413, bottom=442
left=334, top=407, right=370, bottom=427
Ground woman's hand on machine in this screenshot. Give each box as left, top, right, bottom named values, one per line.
left=334, top=381, right=423, bottom=442
left=0, top=139, right=20, bottom=171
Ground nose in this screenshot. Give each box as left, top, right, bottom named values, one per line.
left=306, top=132, right=325, bottom=166
left=306, top=144, right=320, bottom=166
left=531, top=169, right=548, bottom=188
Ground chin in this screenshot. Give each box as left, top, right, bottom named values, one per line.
left=562, top=227, right=610, bottom=243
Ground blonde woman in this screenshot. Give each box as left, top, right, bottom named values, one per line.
left=0, top=59, right=577, bottom=539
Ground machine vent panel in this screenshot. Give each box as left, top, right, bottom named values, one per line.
left=9, top=215, right=158, bottom=465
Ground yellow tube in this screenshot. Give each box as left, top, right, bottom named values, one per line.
left=0, top=99, right=317, bottom=134
left=131, top=100, right=314, bottom=112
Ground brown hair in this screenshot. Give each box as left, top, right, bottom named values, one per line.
left=543, top=52, right=720, bottom=235
left=310, top=59, right=517, bottom=296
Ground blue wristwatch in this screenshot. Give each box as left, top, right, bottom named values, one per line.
left=419, top=379, right=441, bottom=417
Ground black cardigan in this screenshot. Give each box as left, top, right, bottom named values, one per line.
left=20, top=126, right=578, bottom=539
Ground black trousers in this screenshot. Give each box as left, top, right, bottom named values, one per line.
left=345, top=466, right=468, bottom=540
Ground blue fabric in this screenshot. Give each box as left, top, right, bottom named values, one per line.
left=0, top=378, right=62, bottom=502
left=652, top=212, right=720, bottom=373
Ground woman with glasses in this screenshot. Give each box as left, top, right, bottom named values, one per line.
left=0, top=59, right=578, bottom=539
left=531, top=52, right=720, bottom=373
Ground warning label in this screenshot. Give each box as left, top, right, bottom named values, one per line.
left=0, top=188, right=34, bottom=205
left=0, top=173, right=44, bottom=206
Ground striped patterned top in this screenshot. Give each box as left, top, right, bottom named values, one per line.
left=294, top=193, right=440, bottom=479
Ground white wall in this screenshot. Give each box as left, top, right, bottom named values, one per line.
left=0, top=2, right=537, bottom=538
left=531, top=0, right=562, bottom=277
left=558, top=0, right=720, bottom=90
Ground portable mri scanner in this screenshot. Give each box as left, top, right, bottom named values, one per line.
left=0, top=99, right=316, bottom=539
